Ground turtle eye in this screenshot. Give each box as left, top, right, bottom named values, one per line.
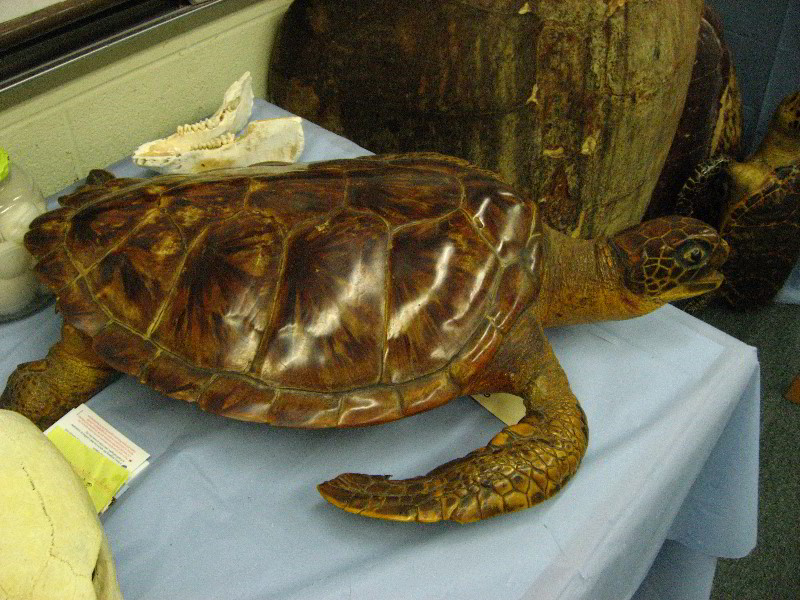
left=678, top=241, right=709, bottom=267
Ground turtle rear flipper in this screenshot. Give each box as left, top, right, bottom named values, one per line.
left=0, top=324, right=119, bottom=429
left=318, top=317, right=588, bottom=523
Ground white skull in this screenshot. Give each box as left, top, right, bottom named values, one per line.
left=0, top=410, right=122, bottom=599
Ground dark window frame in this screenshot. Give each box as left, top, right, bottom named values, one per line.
left=0, top=0, right=226, bottom=93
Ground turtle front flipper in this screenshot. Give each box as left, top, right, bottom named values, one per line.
left=318, top=321, right=588, bottom=523
left=1, top=324, right=119, bottom=429
left=674, top=155, right=731, bottom=225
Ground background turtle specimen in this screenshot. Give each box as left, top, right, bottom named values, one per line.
left=1, top=154, right=727, bottom=523
left=268, top=0, right=704, bottom=238
left=639, top=3, right=799, bottom=309
left=668, top=91, right=800, bottom=308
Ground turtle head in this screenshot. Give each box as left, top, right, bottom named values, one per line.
left=610, top=216, right=729, bottom=303
left=771, top=91, right=800, bottom=139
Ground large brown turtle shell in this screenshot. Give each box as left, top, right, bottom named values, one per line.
left=269, top=0, right=704, bottom=238
left=25, top=154, right=542, bottom=428
left=645, top=5, right=742, bottom=221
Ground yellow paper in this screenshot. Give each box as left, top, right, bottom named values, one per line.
left=472, top=393, right=526, bottom=426
left=46, top=426, right=130, bottom=513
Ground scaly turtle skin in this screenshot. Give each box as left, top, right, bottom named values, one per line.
left=676, top=91, right=800, bottom=308
left=0, top=154, right=727, bottom=523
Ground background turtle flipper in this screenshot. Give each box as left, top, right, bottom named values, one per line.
left=318, top=320, right=588, bottom=523
left=718, top=163, right=800, bottom=307
left=674, top=155, right=732, bottom=225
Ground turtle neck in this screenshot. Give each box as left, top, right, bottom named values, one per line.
left=533, top=225, right=662, bottom=327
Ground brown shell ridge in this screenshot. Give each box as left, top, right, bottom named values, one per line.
left=459, top=205, right=527, bottom=267
left=160, top=211, right=186, bottom=254
left=386, top=208, right=464, bottom=237
left=137, top=345, right=163, bottom=382
left=123, top=315, right=491, bottom=397
left=381, top=152, right=512, bottom=188
left=254, top=207, right=390, bottom=390
left=340, top=162, right=397, bottom=385
left=254, top=178, right=349, bottom=242
left=57, top=176, right=154, bottom=208
left=125, top=331, right=436, bottom=427
left=71, top=204, right=161, bottom=273
left=29, top=206, right=116, bottom=332
left=247, top=219, right=290, bottom=376
left=139, top=205, right=195, bottom=338
left=378, top=171, right=468, bottom=384
left=343, top=162, right=469, bottom=385
left=30, top=225, right=78, bottom=294
left=35, top=206, right=113, bottom=333
left=143, top=220, right=207, bottom=339
left=88, top=205, right=189, bottom=337
left=28, top=204, right=94, bottom=293
left=458, top=192, right=542, bottom=295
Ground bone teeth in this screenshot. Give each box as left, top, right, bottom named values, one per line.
left=134, top=117, right=304, bottom=174
left=185, top=100, right=239, bottom=134
left=190, top=132, right=235, bottom=151
left=133, top=72, right=254, bottom=158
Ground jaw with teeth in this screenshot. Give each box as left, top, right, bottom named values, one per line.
left=132, top=72, right=305, bottom=173
left=134, top=117, right=305, bottom=173
left=136, top=72, right=254, bottom=158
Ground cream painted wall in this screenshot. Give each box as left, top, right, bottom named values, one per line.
left=0, top=0, right=293, bottom=195
left=0, top=0, right=63, bottom=23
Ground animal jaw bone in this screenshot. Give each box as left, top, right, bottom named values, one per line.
left=133, top=71, right=255, bottom=158
left=132, top=71, right=305, bottom=173
left=133, top=116, right=305, bottom=173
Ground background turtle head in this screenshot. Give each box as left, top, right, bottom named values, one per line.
left=610, top=216, right=729, bottom=303
left=771, top=91, right=800, bottom=139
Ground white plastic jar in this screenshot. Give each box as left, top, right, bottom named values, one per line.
left=0, top=148, right=51, bottom=321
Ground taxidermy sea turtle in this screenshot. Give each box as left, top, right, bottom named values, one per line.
left=641, top=5, right=799, bottom=308
left=673, top=91, right=800, bottom=307
left=1, top=154, right=727, bottom=523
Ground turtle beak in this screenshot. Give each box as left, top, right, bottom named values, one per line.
left=679, top=270, right=725, bottom=297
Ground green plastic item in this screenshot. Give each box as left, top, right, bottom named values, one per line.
left=0, top=147, right=9, bottom=182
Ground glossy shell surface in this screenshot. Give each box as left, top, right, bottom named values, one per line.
left=26, top=155, right=542, bottom=427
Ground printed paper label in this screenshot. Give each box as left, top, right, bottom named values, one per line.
left=45, top=405, right=150, bottom=513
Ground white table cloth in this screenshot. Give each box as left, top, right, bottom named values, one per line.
left=0, top=101, right=759, bottom=600
left=776, top=259, right=800, bottom=304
